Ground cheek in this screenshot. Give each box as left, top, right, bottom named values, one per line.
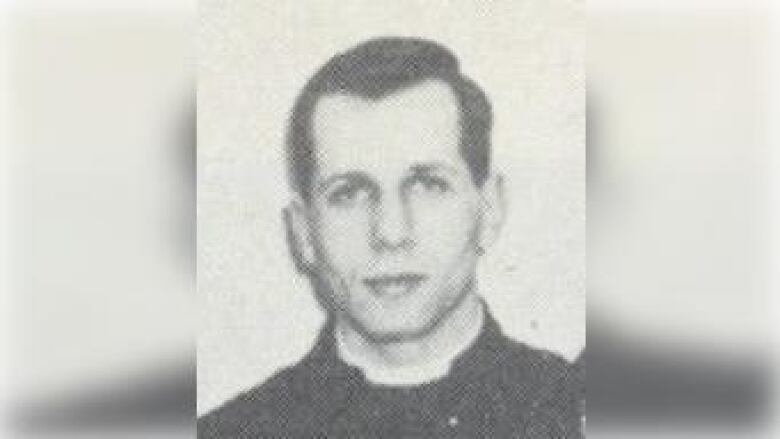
left=412, top=197, right=479, bottom=257
left=315, top=208, right=372, bottom=266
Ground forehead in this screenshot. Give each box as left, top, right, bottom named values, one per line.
left=311, top=80, right=462, bottom=176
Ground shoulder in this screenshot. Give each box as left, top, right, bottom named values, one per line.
left=197, top=364, right=312, bottom=439
left=491, top=337, right=584, bottom=437
left=502, top=337, right=579, bottom=390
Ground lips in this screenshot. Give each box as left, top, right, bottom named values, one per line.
left=362, top=273, right=427, bottom=297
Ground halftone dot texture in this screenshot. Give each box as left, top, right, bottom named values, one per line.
left=287, top=37, right=492, bottom=202
left=199, top=0, right=584, bottom=418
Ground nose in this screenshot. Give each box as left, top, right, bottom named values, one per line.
left=370, top=193, right=413, bottom=251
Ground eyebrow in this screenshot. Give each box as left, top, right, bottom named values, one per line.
left=408, top=162, right=459, bottom=176
left=316, top=171, right=373, bottom=193
left=315, top=162, right=459, bottom=192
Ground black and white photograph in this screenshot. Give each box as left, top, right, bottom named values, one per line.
left=5, top=1, right=780, bottom=438
left=197, top=1, right=584, bottom=437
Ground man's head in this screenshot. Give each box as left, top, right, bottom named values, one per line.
left=285, top=37, right=504, bottom=343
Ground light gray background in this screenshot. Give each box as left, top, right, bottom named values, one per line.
left=198, top=0, right=584, bottom=415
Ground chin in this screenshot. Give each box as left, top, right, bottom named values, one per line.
left=341, top=281, right=467, bottom=343
left=353, top=310, right=441, bottom=343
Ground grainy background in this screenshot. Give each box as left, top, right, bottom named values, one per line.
left=198, top=0, right=584, bottom=415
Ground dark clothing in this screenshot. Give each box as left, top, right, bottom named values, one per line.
left=199, top=311, right=583, bottom=438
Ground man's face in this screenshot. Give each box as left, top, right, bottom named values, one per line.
left=302, top=79, right=489, bottom=342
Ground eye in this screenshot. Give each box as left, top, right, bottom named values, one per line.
left=326, top=182, right=372, bottom=207
left=408, top=175, right=451, bottom=195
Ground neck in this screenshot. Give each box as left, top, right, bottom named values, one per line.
left=336, top=293, right=484, bottom=385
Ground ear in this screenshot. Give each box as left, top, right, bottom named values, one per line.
left=477, top=172, right=506, bottom=253
left=282, top=196, right=317, bottom=273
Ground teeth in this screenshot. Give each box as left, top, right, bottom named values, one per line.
left=363, top=274, right=425, bottom=297
left=375, top=283, right=411, bottom=296
left=366, top=277, right=420, bottom=296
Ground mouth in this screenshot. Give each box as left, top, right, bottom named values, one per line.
left=362, top=273, right=427, bottom=298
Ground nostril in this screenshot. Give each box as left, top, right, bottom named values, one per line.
left=370, top=199, right=414, bottom=250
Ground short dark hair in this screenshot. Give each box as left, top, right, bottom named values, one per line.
left=286, top=37, right=493, bottom=200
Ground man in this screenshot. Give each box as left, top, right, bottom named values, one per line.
left=199, top=37, right=582, bottom=438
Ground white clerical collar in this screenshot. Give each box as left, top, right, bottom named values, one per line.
left=335, top=302, right=485, bottom=387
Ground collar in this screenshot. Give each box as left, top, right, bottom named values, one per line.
left=303, top=301, right=511, bottom=387
left=334, top=302, right=485, bottom=386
